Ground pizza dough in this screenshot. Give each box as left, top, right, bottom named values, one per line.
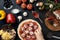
left=17, top=19, right=44, bottom=40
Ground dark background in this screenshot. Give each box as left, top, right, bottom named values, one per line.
left=0, top=0, right=60, bottom=40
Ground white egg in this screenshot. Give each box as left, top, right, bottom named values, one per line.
left=17, top=16, right=22, bottom=21
left=23, top=12, right=28, bottom=16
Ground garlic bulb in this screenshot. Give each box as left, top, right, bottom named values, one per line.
left=23, top=12, right=28, bottom=16
left=18, top=16, right=22, bottom=21
left=49, top=4, right=53, bottom=8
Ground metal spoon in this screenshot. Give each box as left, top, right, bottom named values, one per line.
left=11, top=9, right=21, bottom=14
left=47, top=32, right=60, bottom=39
left=32, top=11, right=43, bottom=23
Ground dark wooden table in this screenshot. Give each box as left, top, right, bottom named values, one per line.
left=0, top=0, right=60, bottom=40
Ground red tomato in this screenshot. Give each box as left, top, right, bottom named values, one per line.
left=27, top=4, right=33, bottom=10
left=22, top=0, right=27, bottom=3
left=16, top=0, right=22, bottom=4
left=21, top=3, right=27, bottom=9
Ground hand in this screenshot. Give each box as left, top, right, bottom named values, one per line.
left=34, top=27, right=44, bottom=40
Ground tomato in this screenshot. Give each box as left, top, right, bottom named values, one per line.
left=21, top=3, right=27, bottom=9
left=27, top=4, right=33, bottom=10
left=16, top=0, right=22, bottom=4
left=22, top=0, right=27, bottom=3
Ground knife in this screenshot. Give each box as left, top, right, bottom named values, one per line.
left=47, top=32, right=60, bottom=39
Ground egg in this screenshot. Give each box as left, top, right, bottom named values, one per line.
left=18, top=16, right=22, bottom=21
left=23, top=12, right=28, bottom=16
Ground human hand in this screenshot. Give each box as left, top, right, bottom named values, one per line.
left=34, top=27, right=44, bottom=40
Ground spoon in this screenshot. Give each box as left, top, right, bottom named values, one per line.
left=47, top=32, right=60, bottom=39
left=11, top=9, right=21, bottom=14
left=32, top=11, right=43, bottom=23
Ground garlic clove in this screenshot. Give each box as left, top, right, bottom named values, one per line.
left=17, top=16, right=22, bottom=21
left=23, top=12, right=28, bottom=16
left=36, top=3, right=39, bottom=6
left=39, top=7, right=41, bottom=10
left=49, top=4, right=53, bottom=8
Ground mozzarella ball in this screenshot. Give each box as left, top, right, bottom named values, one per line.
left=23, top=12, right=28, bottom=16
left=28, top=27, right=33, bottom=31
left=17, top=16, right=22, bottom=21
left=29, top=31, right=34, bottom=35
left=24, top=30, right=29, bottom=34
left=29, top=22, right=34, bottom=26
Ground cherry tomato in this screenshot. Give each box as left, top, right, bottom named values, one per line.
left=21, top=3, right=27, bottom=9
left=22, top=0, right=27, bottom=3
left=27, top=4, right=33, bottom=10
left=16, top=0, right=22, bottom=4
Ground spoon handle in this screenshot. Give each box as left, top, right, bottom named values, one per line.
left=38, top=18, right=43, bottom=23
left=52, top=36, right=60, bottom=39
